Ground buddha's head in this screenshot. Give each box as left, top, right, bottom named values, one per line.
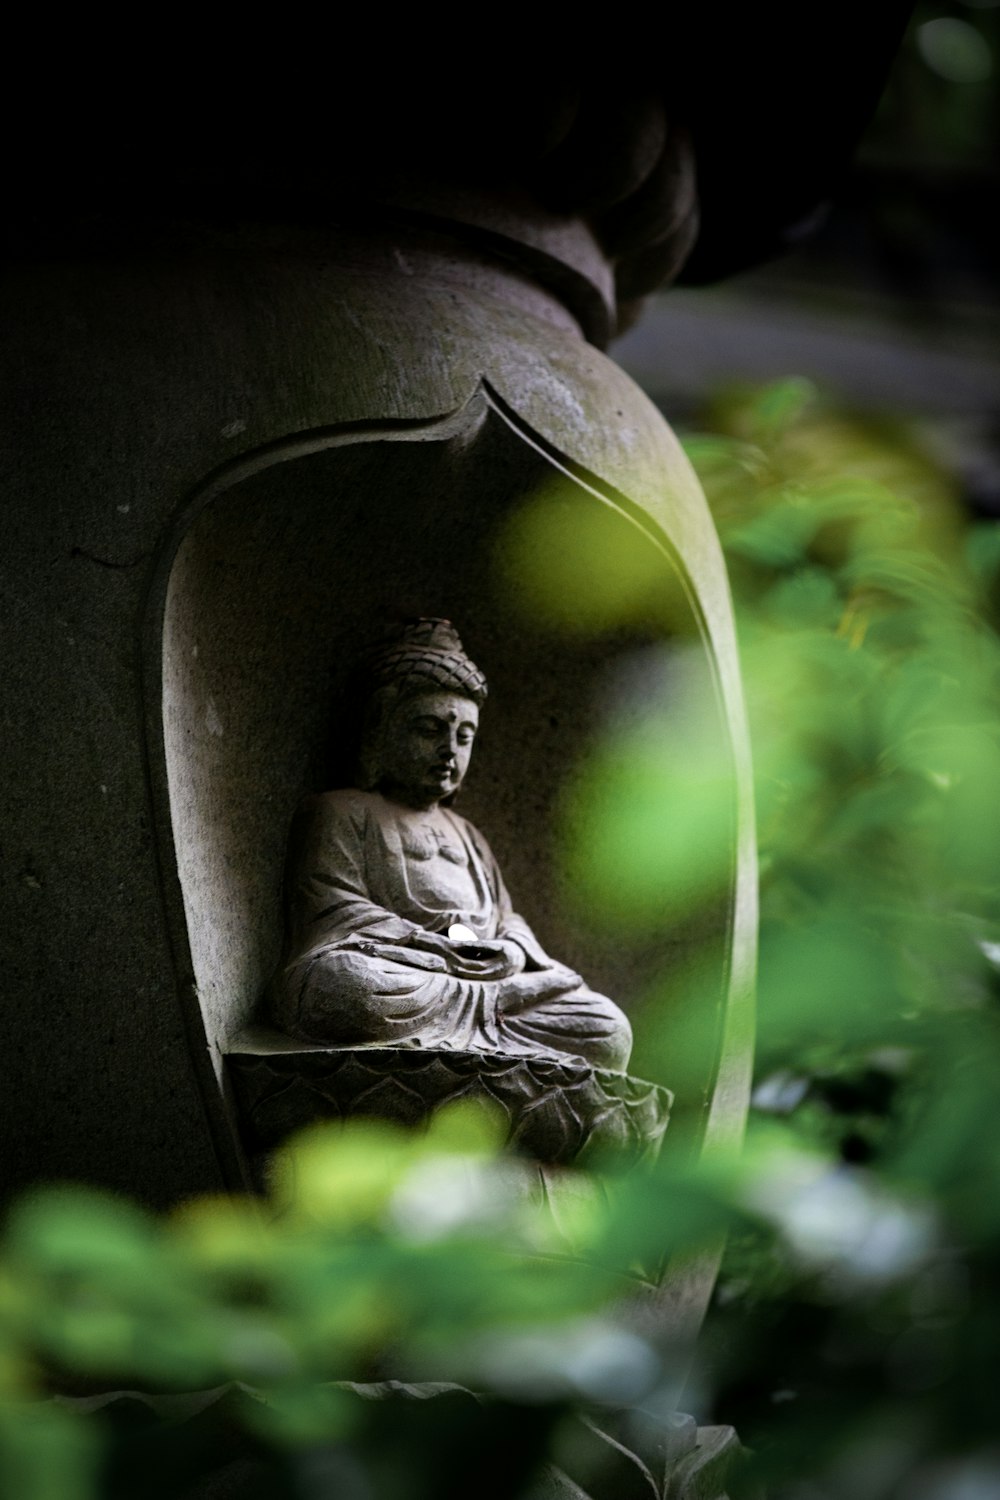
left=356, top=619, right=488, bottom=809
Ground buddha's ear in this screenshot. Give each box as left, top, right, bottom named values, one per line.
left=354, top=723, right=381, bottom=792
left=355, top=748, right=378, bottom=792
left=355, top=683, right=396, bottom=790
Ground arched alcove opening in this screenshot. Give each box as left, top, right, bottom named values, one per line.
left=158, top=391, right=737, bottom=1147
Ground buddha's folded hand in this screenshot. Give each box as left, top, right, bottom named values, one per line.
left=408, top=930, right=527, bottom=981
left=496, top=965, right=583, bottom=1016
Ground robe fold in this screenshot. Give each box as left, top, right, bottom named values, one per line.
left=270, top=789, right=631, bottom=1072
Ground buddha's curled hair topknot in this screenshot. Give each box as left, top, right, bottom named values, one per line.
left=361, top=618, right=487, bottom=706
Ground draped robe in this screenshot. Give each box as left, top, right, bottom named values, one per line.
left=270, top=789, right=631, bottom=1072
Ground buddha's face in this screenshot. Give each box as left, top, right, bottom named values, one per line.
left=376, top=690, right=480, bottom=809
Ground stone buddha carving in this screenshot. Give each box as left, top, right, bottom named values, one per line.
left=270, top=619, right=632, bottom=1073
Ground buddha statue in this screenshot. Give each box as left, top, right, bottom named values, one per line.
left=269, top=619, right=632, bottom=1073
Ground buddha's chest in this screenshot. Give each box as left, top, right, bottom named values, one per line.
left=390, top=815, right=486, bottom=913
left=400, top=823, right=467, bottom=866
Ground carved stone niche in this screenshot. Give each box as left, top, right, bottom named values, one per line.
left=145, top=235, right=754, bottom=1347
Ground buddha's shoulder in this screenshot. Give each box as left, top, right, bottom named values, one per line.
left=295, top=787, right=384, bottom=831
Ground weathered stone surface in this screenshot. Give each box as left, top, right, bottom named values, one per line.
left=6, top=25, right=911, bottom=331
left=533, top=1408, right=748, bottom=1499
left=227, top=1046, right=672, bottom=1167
left=666, top=1425, right=746, bottom=1500
left=50, top=1382, right=748, bottom=1498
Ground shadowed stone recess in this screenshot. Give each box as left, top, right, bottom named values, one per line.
left=227, top=1046, right=672, bottom=1166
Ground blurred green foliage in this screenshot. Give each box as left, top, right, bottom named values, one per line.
left=686, top=380, right=1000, bottom=1497
left=0, top=1103, right=746, bottom=1498
left=869, top=0, right=999, bottom=168
left=2, top=380, right=998, bottom=1497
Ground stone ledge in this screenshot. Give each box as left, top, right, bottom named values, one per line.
left=226, top=1043, right=672, bottom=1166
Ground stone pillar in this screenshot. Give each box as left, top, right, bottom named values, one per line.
left=2, top=216, right=755, bottom=1372
left=3, top=10, right=912, bottom=1204
left=2, top=112, right=758, bottom=1382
